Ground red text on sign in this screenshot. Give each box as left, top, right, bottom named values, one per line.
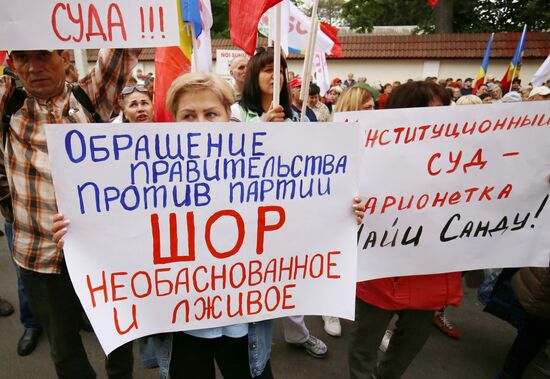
left=427, top=148, right=487, bottom=176
left=151, top=206, right=287, bottom=264
left=51, top=3, right=127, bottom=42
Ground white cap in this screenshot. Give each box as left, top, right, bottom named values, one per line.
left=529, top=86, right=550, bottom=98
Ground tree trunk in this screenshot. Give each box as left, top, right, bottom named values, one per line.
left=435, top=0, right=453, bottom=33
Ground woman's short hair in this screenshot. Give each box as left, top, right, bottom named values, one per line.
left=330, top=86, right=343, bottom=94
left=456, top=94, right=483, bottom=105
left=166, top=72, right=235, bottom=119
left=386, top=81, right=451, bottom=109
left=334, top=86, right=373, bottom=112
left=239, top=47, right=292, bottom=119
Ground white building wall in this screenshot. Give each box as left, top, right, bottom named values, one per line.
left=437, top=59, right=544, bottom=85
left=135, top=58, right=547, bottom=88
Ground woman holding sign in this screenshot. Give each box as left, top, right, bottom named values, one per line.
left=54, top=72, right=273, bottom=379
left=53, top=71, right=365, bottom=378
left=348, top=81, right=463, bottom=379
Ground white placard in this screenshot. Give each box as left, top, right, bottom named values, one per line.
left=0, top=0, right=179, bottom=50
left=216, top=49, right=248, bottom=76
left=336, top=101, right=550, bottom=281
left=46, top=122, right=359, bottom=354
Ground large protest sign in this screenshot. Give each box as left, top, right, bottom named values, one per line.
left=336, top=101, right=550, bottom=281
left=46, top=123, right=359, bottom=354
left=0, top=0, right=179, bottom=50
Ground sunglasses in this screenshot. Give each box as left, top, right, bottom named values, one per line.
left=122, top=85, right=148, bottom=96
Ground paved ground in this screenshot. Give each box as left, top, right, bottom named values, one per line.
left=0, top=231, right=548, bottom=378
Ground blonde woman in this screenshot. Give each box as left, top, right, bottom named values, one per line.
left=54, top=72, right=365, bottom=378
left=456, top=94, right=482, bottom=105
left=321, top=84, right=375, bottom=338
left=335, top=85, right=375, bottom=112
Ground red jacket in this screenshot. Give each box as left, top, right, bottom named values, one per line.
left=356, top=272, right=463, bottom=311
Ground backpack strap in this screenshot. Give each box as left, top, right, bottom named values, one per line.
left=2, top=87, right=27, bottom=149
left=71, top=85, right=104, bottom=123
left=1, top=85, right=103, bottom=148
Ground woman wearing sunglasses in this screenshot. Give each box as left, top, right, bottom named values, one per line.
left=120, top=85, right=154, bottom=123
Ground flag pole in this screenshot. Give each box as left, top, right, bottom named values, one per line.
left=268, top=8, right=274, bottom=47
left=509, top=24, right=527, bottom=93
left=300, top=20, right=318, bottom=121
left=300, top=0, right=320, bottom=122
left=272, top=3, right=282, bottom=107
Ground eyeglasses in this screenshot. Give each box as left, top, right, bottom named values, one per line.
left=121, top=85, right=148, bottom=96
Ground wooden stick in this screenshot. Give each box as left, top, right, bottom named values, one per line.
left=299, top=0, right=320, bottom=121
left=273, top=3, right=282, bottom=107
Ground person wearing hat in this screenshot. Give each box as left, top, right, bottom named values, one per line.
left=289, top=77, right=318, bottom=121
left=502, top=91, right=523, bottom=103
left=528, top=86, right=550, bottom=101
left=326, top=85, right=343, bottom=111
left=461, top=78, right=474, bottom=96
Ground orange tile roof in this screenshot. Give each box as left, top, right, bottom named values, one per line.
left=83, top=32, right=549, bottom=62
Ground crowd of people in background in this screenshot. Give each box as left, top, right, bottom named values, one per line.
left=0, top=46, right=549, bottom=379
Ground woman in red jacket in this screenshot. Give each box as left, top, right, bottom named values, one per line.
left=348, top=81, right=463, bottom=379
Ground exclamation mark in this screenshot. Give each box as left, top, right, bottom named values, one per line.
left=140, top=7, right=145, bottom=39
left=531, top=194, right=548, bottom=228
left=159, top=6, right=165, bottom=39
left=149, top=6, right=155, bottom=39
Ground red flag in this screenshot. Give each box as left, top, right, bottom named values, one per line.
left=153, top=47, right=192, bottom=122
left=0, top=51, right=6, bottom=66
left=320, top=22, right=342, bottom=58
left=428, top=0, right=438, bottom=8
left=230, top=0, right=282, bottom=56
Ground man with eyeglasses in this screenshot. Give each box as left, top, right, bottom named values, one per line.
left=0, top=48, right=140, bottom=378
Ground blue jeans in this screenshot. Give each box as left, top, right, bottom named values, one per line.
left=4, top=222, right=41, bottom=330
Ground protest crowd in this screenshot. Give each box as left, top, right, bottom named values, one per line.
left=0, top=1, right=549, bottom=379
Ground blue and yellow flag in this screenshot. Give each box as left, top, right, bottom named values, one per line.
left=474, top=33, right=494, bottom=91
left=501, top=26, right=527, bottom=92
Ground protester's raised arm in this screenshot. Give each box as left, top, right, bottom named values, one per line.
left=79, top=48, right=142, bottom=122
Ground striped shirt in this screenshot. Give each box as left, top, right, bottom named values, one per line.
left=0, top=49, right=140, bottom=274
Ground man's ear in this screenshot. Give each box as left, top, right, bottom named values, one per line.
left=60, top=50, right=71, bottom=69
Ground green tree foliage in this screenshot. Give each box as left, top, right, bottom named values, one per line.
left=299, top=0, right=347, bottom=25
left=341, top=0, right=433, bottom=32
left=211, top=0, right=230, bottom=38
left=341, top=0, right=549, bottom=33
left=464, top=0, right=550, bottom=32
